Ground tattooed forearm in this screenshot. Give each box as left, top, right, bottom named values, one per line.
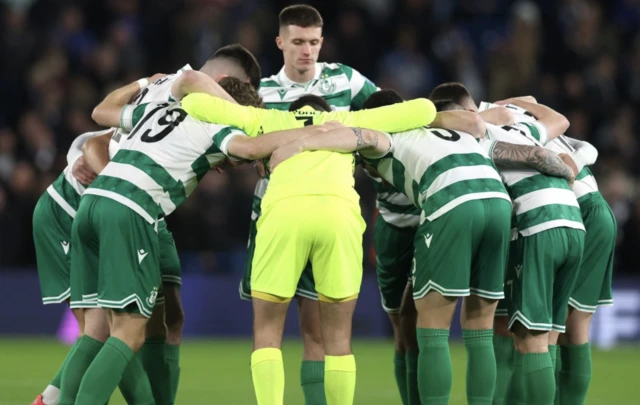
left=352, top=127, right=378, bottom=151
left=492, top=142, right=575, bottom=181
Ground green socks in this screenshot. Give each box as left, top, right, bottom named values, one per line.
left=139, top=338, right=172, bottom=405
left=492, top=334, right=514, bottom=405
left=393, top=351, right=408, bottom=405
left=558, top=344, right=592, bottom=405
left=417, top=328, right=451, bottom=405
left=50, top=340, right=79, bottom=389
left=300, top=360, right=326, bottom=405
left=75, top=337, right=141, bottom=405
left=464, top=329, right=496, bottom=404
left=506, top=351, right=525, bottom=405
left=405, top=350, right=420, bottom=405
left=58, top=335, right=104, bottom=405
left=165, top=343, right=181, bottom=404
left=119, top=352, right=155, bottom=405
left=549, top=345, right=559, bottom=405
left=523, top=352, right=555, bottom=405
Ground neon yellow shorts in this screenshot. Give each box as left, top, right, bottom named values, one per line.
left=251, top=195, right=365, bottom=300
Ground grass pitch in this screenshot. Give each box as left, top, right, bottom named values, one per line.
left=0, top=338, right=638, bottom=404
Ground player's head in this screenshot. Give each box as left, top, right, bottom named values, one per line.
left=433, top=99, right=465, bottom=112
left=201, top=44, right=262, bottom=89
left=289, top=95, right=331, bottom=112
left=277, top=5, right=323, bottom=75
left=363, top=89, right=404, bottom=109
left=218, top=77, right=264, bottom=107
left=429, top=82, right=478, bottom=112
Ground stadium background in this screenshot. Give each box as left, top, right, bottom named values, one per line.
left=0, top=0, right=639, bottom=403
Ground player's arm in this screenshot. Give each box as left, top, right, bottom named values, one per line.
left=478, top=106, right=515, bottom=126
left=490, top=141, right=575, bottom=181
left=82, top=132, right=113, bottom=173
left=496, top=98, right=569, bottom=142
left=170, top=70, right=236, bottom=103
left=92, top=75, right=161, bottom=128
left=182, top=93, right=280, bottom=136
left=226, top=124, right=335, bottom=161
left=318, top=98, right=437, bottom=133
left=430, top=111, right=486, bottom=138
left=270, top=126, right=391, bottom=170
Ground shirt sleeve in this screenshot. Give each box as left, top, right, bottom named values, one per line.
left=119, top=103, right=149, bottom=131
left=478, top=138, right=497, bottom=162
left=211, top=126, right=249, bottom=158
left=566, top=137, right=598, bottom=171
left=181, top=93, right=270, bottom=137
left=341, top=64, right=380, bottom=110
left=66, top=128, right=114, bottom=166
left=347, top=98, right=437, bottom=132
left=510, top=121, right=549, bottom=145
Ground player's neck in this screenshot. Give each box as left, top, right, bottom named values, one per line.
left=284, top=64, right=316, bottom=84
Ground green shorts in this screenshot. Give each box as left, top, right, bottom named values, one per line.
left=505, top=228, right=585, bottom=333
left=239, top=195, right=317, bottom=301
left=374, top=215, right=416, bottom=313
left=33, top=191, right=74, bottom=304
left=412, top=198, right=511, bottom=300
left=69, top=195, right=161, bottom=318
left=569, top=195, right=616, bottom=312
left=157, top=219, right=181, bottom=306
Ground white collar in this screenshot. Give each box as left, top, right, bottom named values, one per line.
left=276, top=62, right=323, bottom=87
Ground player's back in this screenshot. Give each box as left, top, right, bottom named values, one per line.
left=484, top=124, right=584, bottom=235
left=262, top=113, right=354, bottom=210
left=89, top=101, right=243, bottom=223
left=109, top=65, right=192, bottom=157
left=373, top=127, right=509, bottom=221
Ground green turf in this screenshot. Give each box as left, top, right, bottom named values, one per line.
left=0, top=338, right=638, bottom=405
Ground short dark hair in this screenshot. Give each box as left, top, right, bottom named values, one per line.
left=279, top=5, right=323, bottom=28
left=433, top=99, right=464, bottom=112
left=219, top=77, right=263, bottom=108
left=428, top=82, right=473, bottom=106
left=210, top=44, right=262, bottom=89
left=289, top=95, right=331, bottom=112
left=363, top=89, right=403, bottom=109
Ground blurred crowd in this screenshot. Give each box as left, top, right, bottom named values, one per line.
left=1, top=0, right=639, bottom=274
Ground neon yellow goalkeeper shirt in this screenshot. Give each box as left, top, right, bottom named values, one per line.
left=181, top=93, right=436, bottom=207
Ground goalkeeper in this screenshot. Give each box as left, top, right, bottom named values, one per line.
left=178, top=86, right=436, bottom=405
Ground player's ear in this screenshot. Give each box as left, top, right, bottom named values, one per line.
left=276, top=36, right=283, bottom=50
left=214, top=74, right=228, bottom=82
left=319, top=36, right=324, bottom=47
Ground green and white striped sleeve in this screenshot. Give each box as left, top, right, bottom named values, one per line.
left=340, top=64, right=379, bottom=110
left=120, top=103, right=151, bottom=131
left=512, top=121, right=549, bottom=145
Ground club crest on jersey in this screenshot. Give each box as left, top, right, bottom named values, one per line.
left=146, top=287, right=158, bottom=307
left=318, top=78, right=336, bottom=95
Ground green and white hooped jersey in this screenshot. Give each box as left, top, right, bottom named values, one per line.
left=109, top=64, right=192, bottom=157
left=479, top=101, right=600, bottom=205
left=365, top=127, right=511, bottom=222
left=542, top=137, right=600, bottom=205
left=365, top=171, right=420, bottom=228
left=44, top=64, right=194, bottom=219
left=46, top=128, right=116, bottom=218
left=251, top=62, right=379, bottom=217
left=482, top=123, right=585, bottom=236
left=86, top=101, right=245, bottom=224
left=259, top=62, right=379, bottom=111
